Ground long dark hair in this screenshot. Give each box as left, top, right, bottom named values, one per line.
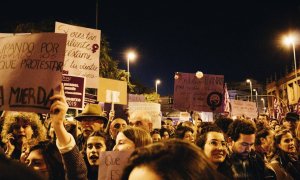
left=29, top=141, right=65, bottom=180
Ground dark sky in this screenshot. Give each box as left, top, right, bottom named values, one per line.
left=1, top=1, right=300, bottom=95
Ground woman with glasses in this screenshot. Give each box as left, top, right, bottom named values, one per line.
left=196, top=124, right=233, bottom=179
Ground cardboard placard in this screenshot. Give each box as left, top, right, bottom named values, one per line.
left=98, top=151, right=132, bottom=180
left=0, top=33, right=67, bottom=113
left=173, top=72, right=224, bottom=112
left=231, top=100, right=258, bottom=119
left=55, top=22, right=101, bottom=89
left=98, top=78, right=127, bottom=105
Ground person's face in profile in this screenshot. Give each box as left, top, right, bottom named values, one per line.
left=113, top=132, right=135, bottom=151
left=278, top=132, right=296, bottom=153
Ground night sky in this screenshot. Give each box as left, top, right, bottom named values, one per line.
left=1, top=1, right=300, bottom=95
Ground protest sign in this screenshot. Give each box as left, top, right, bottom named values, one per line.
left=62, top=74, right=85, bottom=109
left=98, top=78, right=127, bottom=105
left=84, top=92, right=98, bottom=105
left=173, top=72, right=224, bottom=112
left=231, top=100, right=258, bottom=119
left=0, top=33, right=67, bottom=113
left=128, top=102, right=161, bottom=129
left=98, top=151, right=132, bottom=180
left=55, top=22, right=101, bottom=89
left=179, top=111, right=190, bottom=122
left=128, top=94, right=145, bottom=102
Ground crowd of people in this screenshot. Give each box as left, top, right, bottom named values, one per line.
left=0, top=87, right=300, bottom=180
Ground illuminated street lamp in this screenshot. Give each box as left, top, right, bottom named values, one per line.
left=126, top=51, right=136, bottom=83
left=283, top=34, right=298, bottom=78
left=261, top=98, right=265, bottom=113
left=155, top=79, right=161, bottom=94
left=253, top=89, right=258, bottom=113
left=283, top=34, right=299, bottom=103
left=246, top=79, right=253, bottom=101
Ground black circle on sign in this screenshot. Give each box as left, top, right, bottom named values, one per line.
left=207, top=92, right=223, bottom=108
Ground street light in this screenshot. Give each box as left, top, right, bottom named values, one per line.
left=126, top=51, right=136, bottom=83
left=261, top=98, right=265, bottom=113
left=155, top=79, right=161, bottom=94
left=283, top=34, right=298, bottom=78
left=253, top=89, right=258, bottom=113
left=246, top=79, right=253, bottom=101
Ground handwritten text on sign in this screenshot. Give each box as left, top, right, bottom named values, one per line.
left=0, top=33, right=67, bottom=113
left=173, top=72, right=224, bottom=112
left=55, top=22, right=101, bottom=89
left=98, top=151, right=132, bottom=180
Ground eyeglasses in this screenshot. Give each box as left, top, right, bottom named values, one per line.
left=113, top=123, right=126, bottom=129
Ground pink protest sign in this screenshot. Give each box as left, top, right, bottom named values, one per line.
left=98, top=151, right=132, bottom=180
left=173, top=72, right=224, bottom=112
left=0, top=33, right=67, bottom=113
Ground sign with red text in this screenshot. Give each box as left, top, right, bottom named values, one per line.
left=98, top=78, right=127, bottom=105
left=98, top=151, right=132, bottom=180
left=173, top=72, right=224, bottom=112
left=62, top=74, right=85, bottom=109
left=0, top=33, right=67, bottom=113
left=231, top=100, right=258, bottom=119
left=55, top=22, right=101, bottom=89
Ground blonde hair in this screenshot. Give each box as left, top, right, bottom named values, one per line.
left=1, top=111, right=46, bottom=143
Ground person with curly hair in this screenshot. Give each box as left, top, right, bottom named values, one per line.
left=1, top=111, right=46, bottom=159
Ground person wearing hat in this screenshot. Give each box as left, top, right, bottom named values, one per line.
left=75, top=104, right=108, bottom=151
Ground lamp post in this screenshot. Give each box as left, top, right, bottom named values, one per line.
left=126, top=51, right=136, bottom=83
left=246, top=79, right=253, bottom=101
left=284, top=35, right=298, bottom=78
left=253, top=89, right=258, bottom=113
left=261, top=98, right=265, bottom=113
left=155, top=79, right=161, bottom=94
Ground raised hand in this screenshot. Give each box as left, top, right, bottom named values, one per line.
left=49, top=83, right=69, bottom=127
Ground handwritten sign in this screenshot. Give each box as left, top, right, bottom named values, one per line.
left=98, top=151, right=132, bottom=180
left=55, top=22, right=101, bottom=89
left=98, top=78, right=127, bottom=105
left=128, top=102, right=161, bottom=129
left=0, top=33, right=67, bottom=113
left=173, top=72, right=224, bottom=112
left=62, top=74, right=85, bottom=109
left=231, top=100, right=258, bottom=119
